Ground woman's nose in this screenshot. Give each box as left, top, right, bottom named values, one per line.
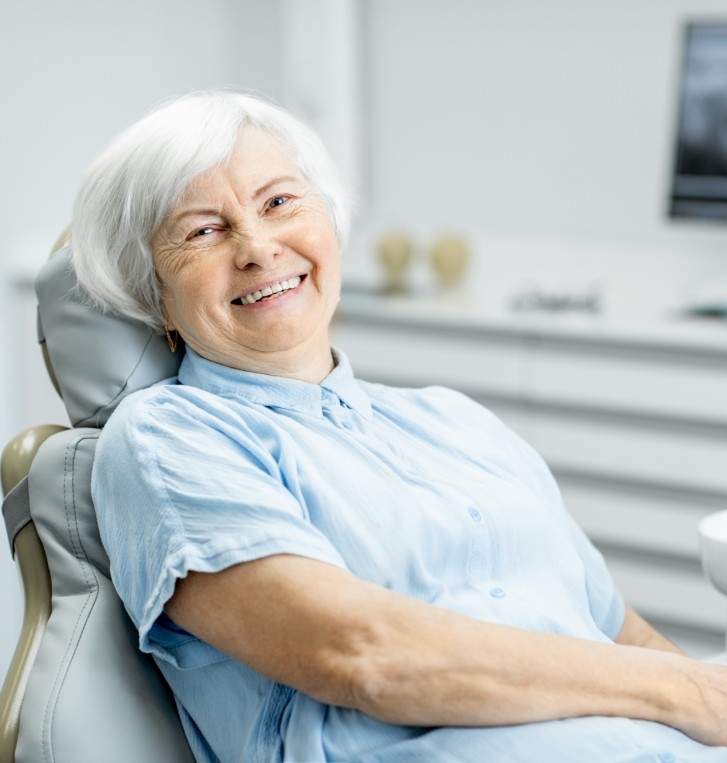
left=233, top=225, right=281, bottom=270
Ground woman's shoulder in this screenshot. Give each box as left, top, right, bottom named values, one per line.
left=360, top=379, right=489, bottom=416
left=359, top=379, right=535, bottom=458
left=109, top=379, right=216, bottom=421
left=101, top=379, right=255, bottom=447
left=359, top=380, right=512, bottom=438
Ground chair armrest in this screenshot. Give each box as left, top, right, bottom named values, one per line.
left=0, top=425, right=68, bottom=762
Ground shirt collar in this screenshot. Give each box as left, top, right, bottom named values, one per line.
left=177, top=347, right=372, bottom=421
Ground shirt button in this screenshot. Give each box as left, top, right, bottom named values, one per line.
left=490, top=586, right=506, bottom=599
left=657, top=753, right=676, bottom=763
left=468, top=507, right=482, bottom=523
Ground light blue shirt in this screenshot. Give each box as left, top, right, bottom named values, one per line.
left=94, top=348, right=725, bottom=763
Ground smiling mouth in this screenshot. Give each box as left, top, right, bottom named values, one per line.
left=231, top=275, right=304, bottom=305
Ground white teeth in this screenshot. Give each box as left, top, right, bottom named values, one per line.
left=240, top=276, right=303, bottom=304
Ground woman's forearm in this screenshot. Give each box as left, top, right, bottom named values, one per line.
left=355, top=612, right=696, bottom=729
left=167, top=554, right=727, bottom=746
left=340, top=591, right=707, bottom=734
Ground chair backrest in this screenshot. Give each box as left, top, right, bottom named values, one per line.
left=1, top=244, right=194, bottom=762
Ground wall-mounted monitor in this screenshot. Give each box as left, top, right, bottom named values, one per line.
left=670, top=22, right=727, bottom=221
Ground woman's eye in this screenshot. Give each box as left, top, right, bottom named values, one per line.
left=190, top=226, right=215, bottom=239
left=269, top=196, right=289, bottom=210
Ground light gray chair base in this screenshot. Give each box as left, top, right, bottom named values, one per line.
left=2, top=428, right=194, bottom=762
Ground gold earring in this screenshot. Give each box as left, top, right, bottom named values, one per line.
left=165, top=328, right=178, bottom=353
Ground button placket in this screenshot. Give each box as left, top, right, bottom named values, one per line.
left=466, top=505, right=489, bottom=581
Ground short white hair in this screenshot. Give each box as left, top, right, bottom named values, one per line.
left=71, top=90, right=351, bottom=331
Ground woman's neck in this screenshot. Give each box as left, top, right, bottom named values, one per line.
left=189, top=336, right=336, bottom=384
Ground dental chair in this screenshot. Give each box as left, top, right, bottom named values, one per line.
left=0, top=239, right=195, bottom=762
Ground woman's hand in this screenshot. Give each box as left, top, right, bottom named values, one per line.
left=166, top=553, right=727, bottom=745
left=615, top=607, right=727, bottom=746
left=662, top=658, right=727, bottom=747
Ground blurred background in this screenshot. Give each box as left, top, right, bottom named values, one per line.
left=3, top=0, right=727, bottom=677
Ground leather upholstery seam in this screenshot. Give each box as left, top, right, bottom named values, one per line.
left=41, top=432, right=101, bottom=763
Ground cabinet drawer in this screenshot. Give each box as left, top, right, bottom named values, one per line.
left=527, top=408, right=727, bottom=494
left=559, top=476, right=725, bottom=560
left=533, top=340, right=727, bottom=424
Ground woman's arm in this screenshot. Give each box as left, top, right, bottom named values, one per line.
left=166, top=553, right=727, bottom=746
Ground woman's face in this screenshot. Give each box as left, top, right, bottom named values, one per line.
left=152, top=129, right=341, bottom=379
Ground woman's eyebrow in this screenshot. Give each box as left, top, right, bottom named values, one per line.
left=253, top=175, right=299, bottom=199
left=168, top=205, right=223, bottom=229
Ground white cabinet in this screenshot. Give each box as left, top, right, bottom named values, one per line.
left=332, top=295, right=727, bottom=655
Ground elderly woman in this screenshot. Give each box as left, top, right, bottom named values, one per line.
left=72, top=90, right=727, bottom=763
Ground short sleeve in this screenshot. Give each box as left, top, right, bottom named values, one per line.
left=92, top=385, right=348, bottom=664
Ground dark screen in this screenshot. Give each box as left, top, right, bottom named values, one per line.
left=670, top=23, right=727, bottom=221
